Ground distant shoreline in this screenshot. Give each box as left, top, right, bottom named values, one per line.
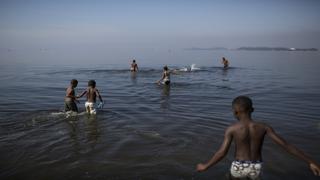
left=184, top=47, right=318, bottom=51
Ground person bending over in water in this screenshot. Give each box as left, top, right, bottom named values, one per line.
left=221, top=57, right=229, bottom=69
left=78, top=80, right=104, bottom=115
left=157, top=65, right=173, bottom=85
left=196, top=96, right=320, bottom=179
left=64, top=79, right=79, bottom=112
left=130, top=59, right=139, bottom=72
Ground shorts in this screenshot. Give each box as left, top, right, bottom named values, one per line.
left=85, top=102, right=96, bottom=114
left=163, top=79, right=170, bottom=85
left=230, top=160, right=262, bottom=179
left=64, top=100, right=78, bottom=112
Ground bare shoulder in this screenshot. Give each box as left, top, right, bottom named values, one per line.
left=251, top=120, right=272, bottom=131
left=66, top=87, right=73, bottom=93
left=226, top=123, right=240, bottom=133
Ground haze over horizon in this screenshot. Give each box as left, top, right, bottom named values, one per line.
left=1, top=0, right=320, bottom=65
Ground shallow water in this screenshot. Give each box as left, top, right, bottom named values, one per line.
left=0, top=51, right=320, bottom=179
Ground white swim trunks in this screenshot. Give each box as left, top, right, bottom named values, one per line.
left=85, top=102, right=96, bottom=114
left=230, top=160, right=262, bottom=179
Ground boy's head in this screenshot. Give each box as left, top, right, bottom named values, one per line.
left=164, top=66, right=168, bottom=71
left=232, top=96, right=254, bottom=117
left=88, top=80, right=96, bottom=88
left=133, top=59, right=136, bottom=63
left=70, top=79, right=78, bottom=88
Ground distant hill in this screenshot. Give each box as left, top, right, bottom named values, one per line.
left=237, top=47, right=318, bottom=51
left=184, top=47, right=318, bottom=51
left=184, top=47, right=228, bottom=51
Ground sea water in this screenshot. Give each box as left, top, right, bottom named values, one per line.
left=0, top=51, right=319, bottom=179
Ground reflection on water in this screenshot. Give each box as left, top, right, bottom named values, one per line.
left=160, top=85, right=170, bottom=110
left=130, top=71, right=137, bottom=85
left=84, top=116, right=100, bottom=149
left=67, top=115, right=100, bottom=155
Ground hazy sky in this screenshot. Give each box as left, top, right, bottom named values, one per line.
left=1, top=0, right=320, bottom=65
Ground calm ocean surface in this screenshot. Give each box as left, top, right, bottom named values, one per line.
left=0, top=51, right=320, bottom=179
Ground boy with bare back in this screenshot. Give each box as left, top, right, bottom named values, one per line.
left=78, top=80, right=103, bottom=115
left=64, top=79, right=79, bottom=112
left=130, top=59, right=139, bottom=72
left=197, top=96, right=320, bottom=179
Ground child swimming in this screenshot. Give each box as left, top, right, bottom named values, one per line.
left=78, top=80, right=104, bottom=115
left=196, top=96, right=320, bottom=179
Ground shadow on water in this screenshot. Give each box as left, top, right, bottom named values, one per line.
left=222, top=68, right=229, bottom=80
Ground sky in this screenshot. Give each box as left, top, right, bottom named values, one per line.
left=1, top=0, right=320, bottom=65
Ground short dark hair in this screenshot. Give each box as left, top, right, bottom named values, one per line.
left=164, top=66, right=168, bottom=71
left=70, top=79, right=78, bottom=85
left=88, top=80, right=96, bottom=87
left=232, top=96, right=254, bottom=113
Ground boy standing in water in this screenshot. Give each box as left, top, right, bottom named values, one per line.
left=197, top=96, right=320, bottom=179
left=78, top=80, right=104, bottom=115
left=221, top=57, right=229, bottom=69
left=64, top=79, right=79, bottom=112
left=130, top=59, right=139, bottom=72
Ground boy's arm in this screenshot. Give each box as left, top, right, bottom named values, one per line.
left=157, top=73, right=165, bottom=83
left=96, top=89, right=103, bottom=102
left=266, top=125, right=320, bottom=176
left=77, top=90, right=87, bottom=98
left=161, top=72, right=165, bottom=80
left=170, top=70, right=179, bottom=75
left=196, top=126, right=233, bottom=172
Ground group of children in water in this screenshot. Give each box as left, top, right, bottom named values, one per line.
left=64, top=58, right=320, bottom=179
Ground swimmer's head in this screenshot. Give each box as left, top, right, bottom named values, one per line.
left=88, top=80, right=96, bottom=88
left=232, top=96, right=254, bottom=117
left=70, top=79, right=78, bottom=88
left=164, top=66, right=168, bottom=71
left=133, top=59, right=136, bottom=63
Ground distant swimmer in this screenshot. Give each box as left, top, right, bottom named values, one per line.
left=64, top=79, right=80, bottom=112
left=130, top=59, right=139, bottom=72
left=196, top=96, right=320, bottom=178
left=221, top=57, right=229, bottom=69
left=78, top=80, right=104, bottom=115
left=157, top=65, right=173, bottom=85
